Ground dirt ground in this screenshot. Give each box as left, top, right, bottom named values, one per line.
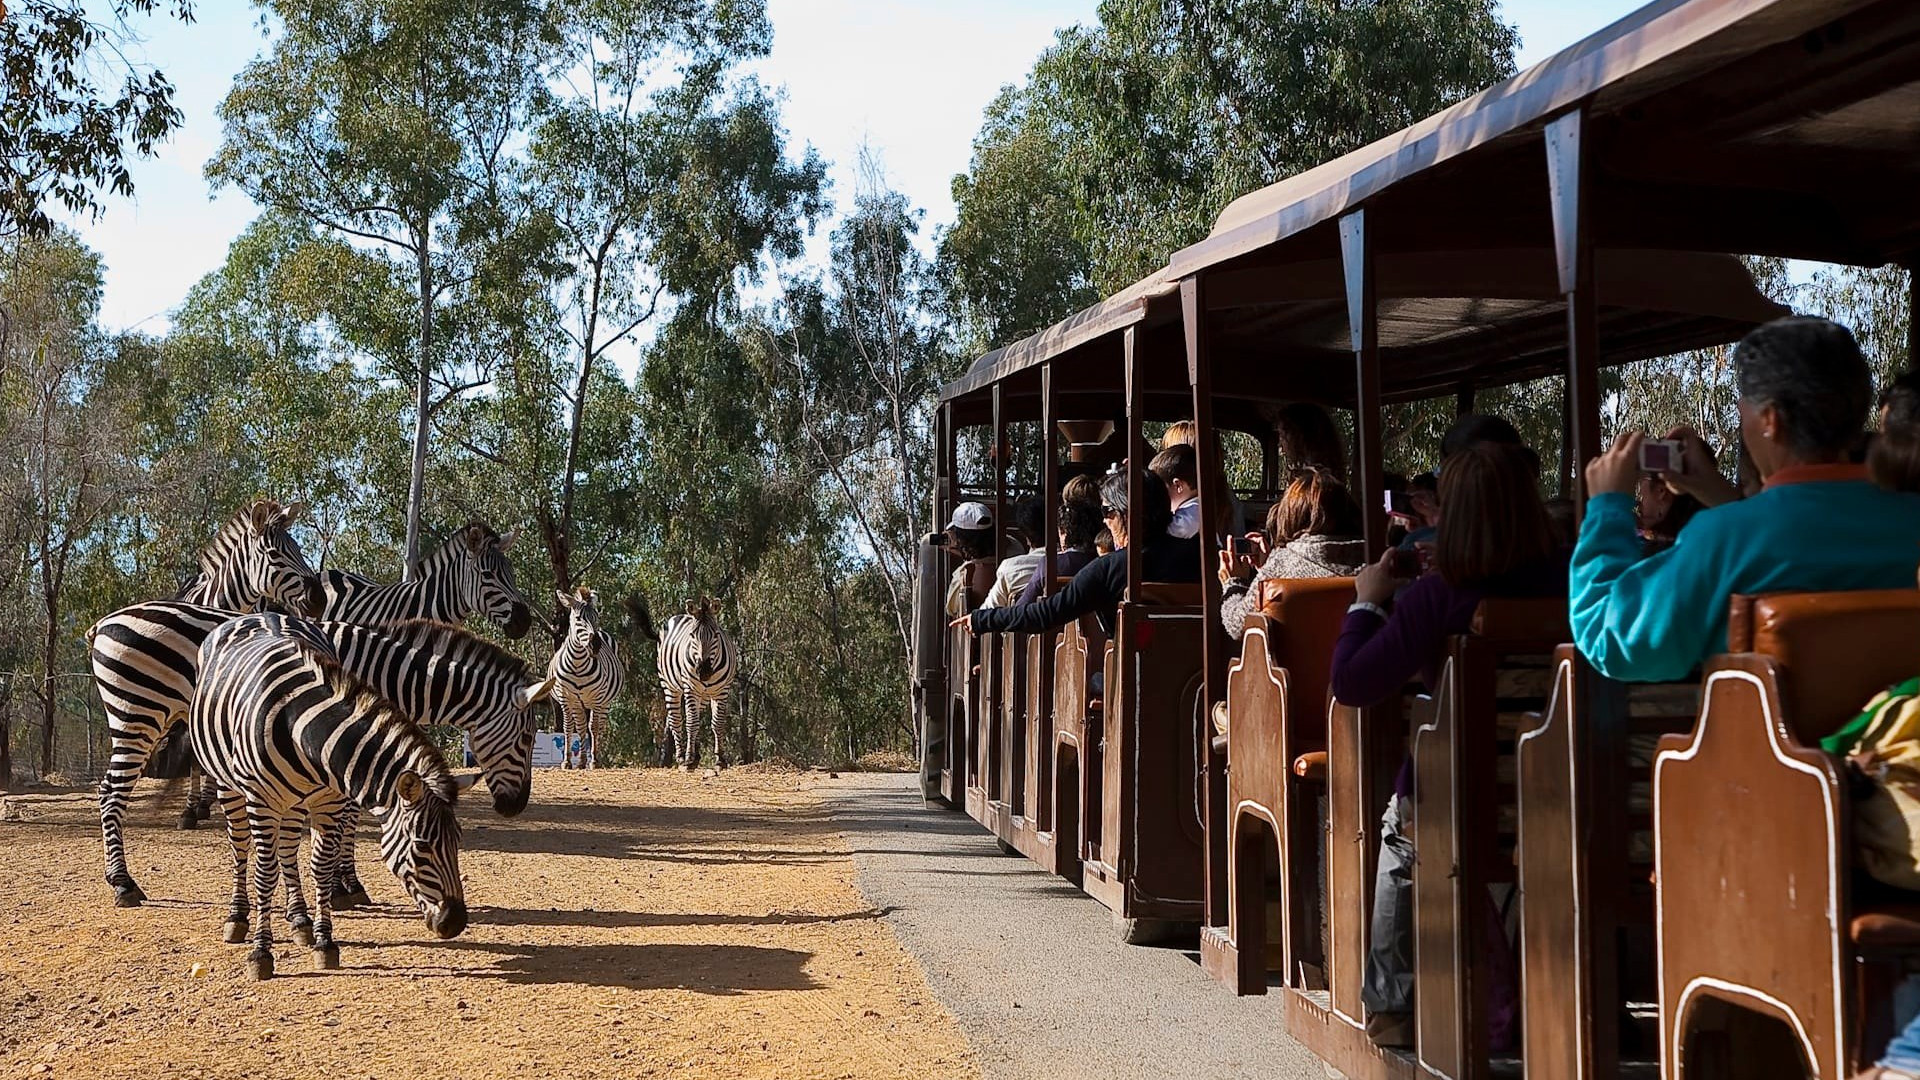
left=0, top=767, right=978, bottom=1080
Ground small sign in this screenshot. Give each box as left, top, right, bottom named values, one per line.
left=531, top=731, right=567, bottom=768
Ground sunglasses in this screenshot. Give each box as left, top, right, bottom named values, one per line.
left=1102, top=505, right=1121, bottom=517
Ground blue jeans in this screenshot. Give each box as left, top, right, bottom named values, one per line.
left=1885, top=1010, right=1920, bottom=1072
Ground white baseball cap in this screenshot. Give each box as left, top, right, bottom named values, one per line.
left=948, top=502, right=993, bottom=530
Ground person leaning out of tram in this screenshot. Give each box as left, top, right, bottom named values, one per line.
left=939, top=501, right=1001, bottom=618
left=1011, top=475, right=1105, bottom=606
left=1217, top=466, right=1367, bottom=642
left=1331, top=441, right=1565, bottom=1050
left=953, top=468, right=1201, bottom=693
left=1571, top=316, right=1920, bottom=684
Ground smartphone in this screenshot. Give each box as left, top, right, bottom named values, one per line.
left=1388, top=548, right=1422, bottom=577
left=1227, top=535, right=1248, bottom=556
left=1383, top=490, right=1411, bottom=515
left=1639, top=439, right=1684, bottom=474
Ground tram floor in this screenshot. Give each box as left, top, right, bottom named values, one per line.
left=0, top=767, right=976, bottom=1080
left=825, top=772, right=1327, bottom=1080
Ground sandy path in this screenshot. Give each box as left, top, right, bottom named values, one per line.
left=0, top=768, right=977, bottom=1080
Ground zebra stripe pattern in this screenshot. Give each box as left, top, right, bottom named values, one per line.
left=87, top=600, right=553, bottom=910
left=88, top=501, right=320, bottom=908
left=192, top=612, right=469, bottom=979
left=547, top=587, right=624, bottom=770
left=659, top=596, right=737, bottom=770
left=320, top=523, right=532, bottom=639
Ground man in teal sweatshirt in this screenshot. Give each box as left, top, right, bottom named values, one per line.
left=1572, top=317, right=1920, bottom=683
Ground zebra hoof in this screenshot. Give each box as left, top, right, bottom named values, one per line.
left=330, top=887, right=372, bottom=911
left=289, top=921, right=315, bottom=947
left=223, top=920, right=249, bottom=944
left=195, top=804, right=213, bottom=821
left=312, top=944, right=340, bottom=970
left=110, top=879, right=146, bottom=908
left=246, top=950, right=275, bottom=981
left=175, top=810, right=199, bottom=830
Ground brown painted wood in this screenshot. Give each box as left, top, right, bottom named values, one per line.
left=1547, top=109, right=1602, bottom=514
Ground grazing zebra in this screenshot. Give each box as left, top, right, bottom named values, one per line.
left=87, top=600, right=553, bottom=911
left=192, top=612, right=470, bottom=979
left=548, top=587, right=624, bottom=769
left=659, top=596, right=737, bottom=770
left=319, top=522, right=533, bottom=639
left=88, top=500, right=321, bottom=908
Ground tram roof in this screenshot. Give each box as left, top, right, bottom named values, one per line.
left=939, top=246, right=1785, bottom=421
left=1172, top=0, right=1920, bottom=278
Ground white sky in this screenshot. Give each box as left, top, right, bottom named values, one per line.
left=65, top=0, right=1646, bottom=334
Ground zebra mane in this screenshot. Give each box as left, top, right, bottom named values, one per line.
left=294, top=639, right=456, bottom=800
left=416, top=521, right=501, bottom=571
left=371, top=618, right=534, bottom=680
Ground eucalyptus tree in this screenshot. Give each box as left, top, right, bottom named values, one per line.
left=0, top=1, right=195, bottom=237
left=208, top=0, right=559, bottom=575
left=943, top=0, right=1519, bottom=347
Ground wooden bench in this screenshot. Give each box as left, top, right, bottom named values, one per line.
left=1409, top=598, right=1568, bottom=1080
left=1050, top=612, right=1106, bottom=888
left=1080, top=583, right=1208, bottom=940
left=1200, top=576, right=1354, bottom=995
left=942, top=622, right=978, bottom=805
left=1655, top=589, right=1920, bottom=1079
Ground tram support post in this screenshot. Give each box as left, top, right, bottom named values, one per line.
left=1184, top=273, right=1232, bottom=936
left=1037, top=363, right=1059, bottom=835
left=1340, top=209, right=1385, bottom=557
left=1548, top=108, right=1602, bottom=519
left=1123, top=327, right=1145, bottom=600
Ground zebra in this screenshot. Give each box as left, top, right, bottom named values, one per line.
left=87, top=500, right=321, bottom=908
left=548, top=587, right=624, bottom=769
left=319, top=522, right=533, bottom=639
left=191, top=612, right=470, bottom=979
left=659, top=596, right=737, bottom=770
left=87, top=600, right=553, bottom=911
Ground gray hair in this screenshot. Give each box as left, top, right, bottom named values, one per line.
left=1735, top=316, right=1872, bottom=459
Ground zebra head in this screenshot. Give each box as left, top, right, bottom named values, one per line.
left=213, top=500, right=323, bottom=617
left=372, top=769, right=468, bottom=939
left=474, top=671, right=556, bottom=818
left=558, top=586, right=602, bottom=649
left=456, top=523, right=532, bottom=639
left=684, top=595, right=725, bottom=678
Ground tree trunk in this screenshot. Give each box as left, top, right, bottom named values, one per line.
left=39, top=594, right=56, bottom=778
left=403, top=228, right=433, bottom=580
left=0, top=684, right=12, bottom=793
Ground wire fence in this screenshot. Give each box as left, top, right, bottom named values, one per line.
left=4, top=670, right=107, bottom=789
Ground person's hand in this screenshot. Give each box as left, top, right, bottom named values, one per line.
left=1660, top=425, right=1742, bottom=507
left=948, top=613, right=974, bottom=635
left=1585, top=430, right=1644, bottom=498
left=1354, top=549, right=1404, bottom=606
left=1245, top=532, right=1271, bottom=562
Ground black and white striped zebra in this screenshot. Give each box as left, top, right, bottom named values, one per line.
left=87, top=600, right=552, bottom=909
left=312, top=618, right=554, bottom=907
left=87, top=500, right=321, bottom=908
left=548, top=587, right=624, bottom=769
left=320, top=522, right=532, bottom=638
left=659, top=596, right=737, bottom=770
left=192, top=612, right=470, bottom=979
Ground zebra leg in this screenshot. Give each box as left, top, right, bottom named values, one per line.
left=711, top=694, right=729, bottom=770
left=246, top=805, right=279, bottom=980
left=681, top=691, right=699, bottom=771
left=663, top=689, right=682, bottom=768
left=590, top=708, right=605, bottom=770
left=177, top=766, right=202, bottom=830
left=276, top=817, right=314, bottom=947
left=97, top=714, right=164, bottom=907
left=310, top=824, right=340, bottom=971
left=330, top=804, right=371, bottom=909
left=220, top=792, right=251, bottom=944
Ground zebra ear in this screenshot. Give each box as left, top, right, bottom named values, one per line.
left=554, top=589, right=572, bottom=609
left=280, top=501, right=306, bottom=524
left=515, top=675, right=556, bottom=708
left=684, top=598, right=699, bottom=616
left=495, top=530, right=514, bottom=552
left=396, top=771, right=426, bottom=806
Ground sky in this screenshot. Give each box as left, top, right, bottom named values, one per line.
left=64, top=0, right=1649, bottom=335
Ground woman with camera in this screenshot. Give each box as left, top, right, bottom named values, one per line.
left=1571, top=316, right=1920, bottom=683
left=1217, top=467, right=1366, bottom=640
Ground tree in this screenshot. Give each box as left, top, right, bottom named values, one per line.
left=208, top=0, right=557, bottom=575
left=942, top=0, right=1519, bottom=347
left=520, top=0, right=825, bottom=601
left=0, top=1, right=195, bottom=237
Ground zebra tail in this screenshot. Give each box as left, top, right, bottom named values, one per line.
left=624, top=593, right=658, bottom=642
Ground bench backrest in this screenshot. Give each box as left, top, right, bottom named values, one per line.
left=1253, top=576, right=1356, bottom=744
left=1726, top=590, right=1920, bottom=742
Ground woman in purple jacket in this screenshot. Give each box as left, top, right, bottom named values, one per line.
left=1334, top=443, right=1566, bottom=1050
